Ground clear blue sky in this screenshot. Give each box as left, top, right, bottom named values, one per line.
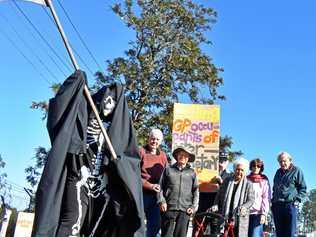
left=0, top=0, right=315, bottom=210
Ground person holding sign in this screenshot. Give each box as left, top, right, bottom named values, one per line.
left=158, top=146, right=199, bottom=237
left=140, top=128, right=168, bottom=237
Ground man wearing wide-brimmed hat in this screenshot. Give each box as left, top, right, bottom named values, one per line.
left=158, top=146, right=199, bottom=237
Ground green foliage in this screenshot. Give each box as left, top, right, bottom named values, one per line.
left=25, top=147, right=49, bottom=188
left=96, top=0, right=224, bottom=147
left=220, top=136, right=243, bottom=161
left=0, top=154, right=7, bottom=191
left=30, top=82, right=60, bottom=120
left=24, top=147, right=49, bottom=211
left=301, top=189, right=316, bottom=232
left=0, top=154, right=12, bottom=205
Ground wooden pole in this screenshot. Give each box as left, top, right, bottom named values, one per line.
left=44, top=0, right=117, bottom=159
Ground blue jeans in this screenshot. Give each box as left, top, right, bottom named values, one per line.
left=144, top=194, right=161, bottom=237
left=272, top=202, right=297, bottom=237
left=248, top=214, right=263, bottom=237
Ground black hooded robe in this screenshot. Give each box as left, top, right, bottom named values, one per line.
left=32, top=70, right=145, bottom=237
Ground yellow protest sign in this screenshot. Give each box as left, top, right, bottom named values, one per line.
left=172, top=103, right=220, bottom=192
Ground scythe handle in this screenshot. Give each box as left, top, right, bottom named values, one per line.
left=45, top=0, right=117, bottom=159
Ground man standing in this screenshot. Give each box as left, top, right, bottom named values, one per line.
left=271, top=151, right=307, bottom=237
left=216, top=151, right=232, bottom=185
left=140, top=129, right=168, bottom=237
left=158, top=146, right=199, bottom=237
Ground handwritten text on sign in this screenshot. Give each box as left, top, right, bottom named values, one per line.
left=172, top=103, right=220, bottom=192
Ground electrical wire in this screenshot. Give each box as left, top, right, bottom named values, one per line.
left=71, top=43, right=95, bottom=75
left=0, top=27, right=52, bottom=85
left=40, top=4, right=96, bottom=76
left=0, top=11, right=60, bottom=82
left=56, top=0, right=103, bottom=72
left=8, top=2, right=68, bottom=77
left=5, top=180, right=24, bottom=189
left=11, top=0, right=73, bottom=72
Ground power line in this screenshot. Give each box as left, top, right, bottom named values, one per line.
left=11, top=194, right=28, bottom=201
left=71, top=43, right=95, bottom=76
left=8, top=2, right=68, bottom=77
left=0, top=27, right=52, bottom=85
left=8, top=187, right=25, bottom=195
left=11, top=0, right=73, bottom=72
left=0, top=11, right=60, bottom=82
left=56, top=0, right=103, bottom=72
left=40, top=3, right=96, bottom=76
left=5, top=180, right=25, bottom=190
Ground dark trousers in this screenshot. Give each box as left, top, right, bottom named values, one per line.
left=272, top=202, right=297, bottom=237
left=198, top=192, right=217, bottom=213
left=248, top=214, right=263, bottom=237
left=143, top=193, right=161, bottom=237
left=161, top=210, right=190, bottom=237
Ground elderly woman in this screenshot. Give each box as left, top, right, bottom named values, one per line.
left=247, top=159, right=271, bottom=237
left=140, top=128, right=168, bottom=237
left=212, top=157, right=254, bottom=237
left=271, top=151, right=307, bottom=237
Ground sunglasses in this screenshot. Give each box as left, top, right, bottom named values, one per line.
left=252, top=164, right=261, bottom=168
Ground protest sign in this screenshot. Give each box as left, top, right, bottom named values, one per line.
left=172, top=103, right=220, bottom=192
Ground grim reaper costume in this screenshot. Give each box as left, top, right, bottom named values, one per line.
left=32, top=70, right=145, bottom=237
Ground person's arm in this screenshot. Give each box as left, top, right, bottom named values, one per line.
left=259, top=179, right=271, bottom=224
left=192, top=172, right=199, bottom=212
left=295, top=167, right=307, bottom=203
left=212, top=178, right=228, bottom=212
left=241, top=181, right=255, bottom=209
left=239, top=181, right=255, bottom=217
left=261, top=179, right=271, bottom=216
left=271, top=170, right=279, bottom=202
left=140, top=148, right=156, bottom=191
left=140, top=165, right=153, bottom=190
left=157, top=168, right=167, bottom=206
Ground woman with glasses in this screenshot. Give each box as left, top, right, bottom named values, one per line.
left=247, top=159, right=271, bottom=237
